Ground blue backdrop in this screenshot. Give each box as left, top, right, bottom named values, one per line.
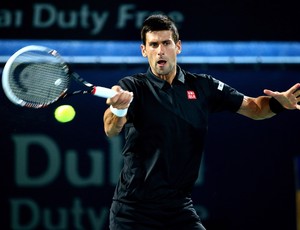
left=0, top=41, right=299, bottom=230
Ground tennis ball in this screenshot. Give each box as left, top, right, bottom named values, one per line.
left=54, top=105, right=76, bottom=123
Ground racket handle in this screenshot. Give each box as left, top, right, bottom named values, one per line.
left=92, top=86, right=117, bottom=98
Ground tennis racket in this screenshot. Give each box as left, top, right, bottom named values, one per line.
left=1, top=45, right=117, bottom=108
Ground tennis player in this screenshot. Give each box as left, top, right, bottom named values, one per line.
left=103, top=14, right=300, bottom=230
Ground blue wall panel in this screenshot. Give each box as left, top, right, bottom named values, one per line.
left=0, top=42, right=299, bottom=229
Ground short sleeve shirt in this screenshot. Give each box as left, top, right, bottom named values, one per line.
left=114, top=66, right=244, bottom=203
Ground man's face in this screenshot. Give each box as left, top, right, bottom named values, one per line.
left=140, top=30, right=181, bottom=79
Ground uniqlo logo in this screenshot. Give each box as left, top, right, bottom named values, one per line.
left=187, top=90, right=197, bottom=99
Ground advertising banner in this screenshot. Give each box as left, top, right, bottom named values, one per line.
left=0, top=39, right=299, bottom=229
left=0, top=0, right=299, bottom=41
left=1, top=60, right=299, bottom=229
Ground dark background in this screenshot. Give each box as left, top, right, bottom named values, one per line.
left=0, top=0, right=299, bottom=41
left=1, top=0, right=300, bottom=229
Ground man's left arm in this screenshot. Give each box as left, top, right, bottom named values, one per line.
left=237, top=83, right=300, bottom=120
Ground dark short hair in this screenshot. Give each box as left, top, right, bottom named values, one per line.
left=141, top=14, right=179, bottom=45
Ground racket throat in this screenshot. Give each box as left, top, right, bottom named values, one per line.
left=91, top=86, right=97, bottom=95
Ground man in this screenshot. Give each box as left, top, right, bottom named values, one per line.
left=103, top=14, right=300, bottom=230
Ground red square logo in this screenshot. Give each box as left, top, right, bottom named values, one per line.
left=187, top=90, right=197, bottom=99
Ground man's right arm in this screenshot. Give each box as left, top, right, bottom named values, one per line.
left=103, top=85, right=133, bottom=137
left=103, top=108, right=127, bottom=137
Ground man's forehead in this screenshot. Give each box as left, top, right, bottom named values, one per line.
left=146, top=30, right=173, bottom=42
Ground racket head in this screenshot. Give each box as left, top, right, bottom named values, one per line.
left=2, top=45, right=71, bottom=108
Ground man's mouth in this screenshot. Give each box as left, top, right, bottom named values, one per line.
left=157, top=60, right=166, bottom=65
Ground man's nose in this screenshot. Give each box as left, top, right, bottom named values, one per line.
left=157, top=44, right=165, bottom=55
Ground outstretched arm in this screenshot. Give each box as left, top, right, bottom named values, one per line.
left=103, top=85, right=133, bottom=137
left=237, top=83, right=300, bottom=120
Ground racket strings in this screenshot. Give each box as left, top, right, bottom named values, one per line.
left=8, top=51, right=70, bottom=107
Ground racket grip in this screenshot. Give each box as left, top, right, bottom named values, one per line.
left=92, top=86, right=117, bottom=98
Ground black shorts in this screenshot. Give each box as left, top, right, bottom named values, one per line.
left=109, top=199, right=206, bottom=230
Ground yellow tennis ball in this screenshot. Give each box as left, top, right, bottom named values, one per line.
left=54, top=105, right=76, bottom=123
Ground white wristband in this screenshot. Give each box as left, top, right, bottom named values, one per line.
left=109, top=105, right=128, bottom=117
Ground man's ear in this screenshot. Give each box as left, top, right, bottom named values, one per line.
left=140, top=45, right=147, bottom=57
left=176, top=40, right=182, bottom=54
